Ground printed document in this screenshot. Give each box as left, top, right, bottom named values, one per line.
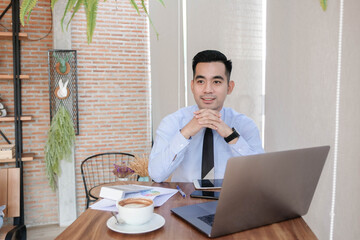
left=90, top=185, right=178, bottom=212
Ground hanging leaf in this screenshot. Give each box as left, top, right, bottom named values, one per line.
left=157, top=0, right=165, bottom=7
left=61, top=0, right=83, bottom=32
left=140, top=0, right=159, bottom=39
left=20, top=0, right=38, bottom=26
left=44, top=106, right=75, bottom=191
left=20, top=0, right=59, bottom=26
left=51, top=0, right=59, bottom=10
left=130, top=0, right=141, bottom=15
left=320, top=0, right=327, bottom=11
left=20, top=0, right=165, bottom=43
left=84, top=0, right=99, bottom=43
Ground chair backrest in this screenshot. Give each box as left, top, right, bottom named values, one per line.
left=0, top=168, right=20, bottom=218
left=80, top=152, right=136, bottom=198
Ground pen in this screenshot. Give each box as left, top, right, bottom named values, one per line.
left=176, top=185, right=186, bottom=198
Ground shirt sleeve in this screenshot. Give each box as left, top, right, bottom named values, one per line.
left=149, top=115, right=191, bottom=182
left=229, top=115, right=265, bottom=156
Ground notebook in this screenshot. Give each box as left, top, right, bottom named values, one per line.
left=171, top=146, right=330, bottom=238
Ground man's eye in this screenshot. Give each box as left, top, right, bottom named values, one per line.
left=214, top=80, right=222, bottom=84
left=197, top=80, right=204, bottom=84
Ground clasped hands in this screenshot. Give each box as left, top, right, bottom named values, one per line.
left=180, top=109, right=235, bottom=142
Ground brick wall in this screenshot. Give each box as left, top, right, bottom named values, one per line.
left=0, top=0, right=151, bottom=225
left=71, top=0, right=151, bottom=214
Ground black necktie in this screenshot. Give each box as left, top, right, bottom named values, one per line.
left=202, top=128, right=214, bottom=179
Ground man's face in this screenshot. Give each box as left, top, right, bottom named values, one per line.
left=191, top=62, right=234, bottom=112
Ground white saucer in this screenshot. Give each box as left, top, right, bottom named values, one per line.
left=106, top=213, right=165, bottom=234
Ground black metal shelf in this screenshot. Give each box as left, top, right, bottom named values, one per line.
left=0, top=0, right=28, bottom=238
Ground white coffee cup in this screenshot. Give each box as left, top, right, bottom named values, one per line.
left=116, top=198, right=154, bottom=225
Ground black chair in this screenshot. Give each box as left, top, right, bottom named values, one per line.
left=80, top=152, right=137, bottom=209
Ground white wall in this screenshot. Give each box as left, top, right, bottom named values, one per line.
left=150, top=0, right=360, bottom=238
left=334, top=1, right=360, bottom=239
left=186, top=0, right=263, bottom=129
left=149, top=0, right=185, bottom=141
left=150, top=0, right=263, bottom=138
left=266, top=1, right=360, bottom=239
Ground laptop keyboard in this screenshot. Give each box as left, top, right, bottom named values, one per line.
left=198, top=214, right=215, bottom=226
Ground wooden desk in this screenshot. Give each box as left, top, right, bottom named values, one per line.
left=56, top=182, right=317, bottom=240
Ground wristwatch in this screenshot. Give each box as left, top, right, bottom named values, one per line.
left=224, top=128, right=240, bottom=143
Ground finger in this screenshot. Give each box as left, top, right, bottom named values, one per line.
left=197, top=113, right=221, bottom=123
left=198, top=122, right=218, bottom=130
left=195, top=112, right=221, bottom=121
left=197, top=119, right=220, bottom=127
left=197, top=117, right=222, bottom=126
left=199, top=109, right=221, bottom=117
left=194, top=109, right=221, bottom=117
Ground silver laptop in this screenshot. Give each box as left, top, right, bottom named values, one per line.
left=171, top=145, right=330, bottom=238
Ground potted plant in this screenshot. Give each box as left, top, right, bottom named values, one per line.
left=129, top=154, right=150, bottom=181
left=112, top=163, right=134, bottom=180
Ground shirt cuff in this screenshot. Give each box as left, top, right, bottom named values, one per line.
left=170, top=130, right=191, bottom=155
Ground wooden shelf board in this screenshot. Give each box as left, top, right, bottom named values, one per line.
left=0, top=32, right=28, bottom=40
left=0, top=116, right=33, bottom=122
left=0, top=74, right=30, bottom=80
left=0, top=153, right=35, bottom=163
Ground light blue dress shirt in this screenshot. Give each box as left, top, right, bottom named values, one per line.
left=149, top=105, right=264, bottom=182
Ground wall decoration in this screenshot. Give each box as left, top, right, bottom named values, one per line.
left=54, top=79, right=70, bottom=99
left=48, top=50, right=79, bottom=135
left=55, top=53, right=71, bottom=75
left=0, top=103, right=6, bottom=117
left=0, top=95, right=7, bottom=117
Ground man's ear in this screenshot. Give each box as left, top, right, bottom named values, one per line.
left=227, top=80, right=235, bottom=94
left=191, top=80, right=194, bottom=93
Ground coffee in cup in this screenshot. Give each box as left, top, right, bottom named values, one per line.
left=116, top=198, right=154, bottom=225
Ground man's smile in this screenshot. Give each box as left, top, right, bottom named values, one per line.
left=201, top=95, right=216, bottom=103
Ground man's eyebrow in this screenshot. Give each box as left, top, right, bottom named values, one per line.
left=194, top=75, right=224, bottom=80
left=212, top=75, right=224, bottom=80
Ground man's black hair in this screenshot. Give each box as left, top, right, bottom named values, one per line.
left=192, top=50, right=232, bottom=82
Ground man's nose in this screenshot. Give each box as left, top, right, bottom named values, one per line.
left=204, top=82, right=213, bottom=93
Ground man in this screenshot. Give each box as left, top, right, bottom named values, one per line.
left=149, top=50, right=264, bottom=182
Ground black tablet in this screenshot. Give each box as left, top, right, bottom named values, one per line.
left=190, top=190, right=220, bottom=200
left=193, top=179, right=223, bottom=190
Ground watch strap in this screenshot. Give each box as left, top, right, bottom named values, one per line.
left=224, top=127, right=240, bottom=143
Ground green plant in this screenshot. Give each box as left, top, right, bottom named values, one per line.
left=20, top=0, right=164, bottom=43
left=320, top=0, right=327, bottom=11
left=44, top=106, right=75, bottom=190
